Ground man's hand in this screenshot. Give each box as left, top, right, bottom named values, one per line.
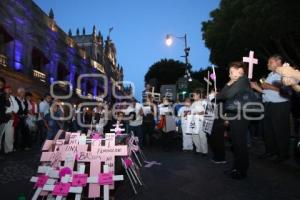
left=227, top=79, right=236, bottom=86
left=260, top=82, right=280, bottom=91
left=250, top=82, right=261, bottom=91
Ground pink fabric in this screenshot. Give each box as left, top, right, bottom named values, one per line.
left=59, top=167, right=72, bottom=178
left=35, top=175, right=48, bottom=188
left=98, top=172, right=113, bottom=185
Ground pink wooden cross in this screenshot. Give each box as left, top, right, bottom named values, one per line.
left=243, top=50, right=258, bottom=79
left=76, top=133, right=127, bottom=198
left=87, top=164, right=124, bottom=200
left=33, top=133, right=88, bottom=199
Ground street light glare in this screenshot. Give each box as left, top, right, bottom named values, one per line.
left=165, top=34, right=173, bottom=46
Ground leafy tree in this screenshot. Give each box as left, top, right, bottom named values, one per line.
left=202, top=0, right=300, bottom=81
left=145, top=59, right=192, bottom=91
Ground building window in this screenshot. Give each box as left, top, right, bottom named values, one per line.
left=57, top=63, right=69, bottom=81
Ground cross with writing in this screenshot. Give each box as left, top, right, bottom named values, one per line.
left=76, top=133, right=127, bottom=198
left=87, top=164, right=124, bottom=200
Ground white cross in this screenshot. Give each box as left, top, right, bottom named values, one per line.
left=110, top=123, right=125, bottom=134
left=32, top=164, right=86, bottom=200
left=42, top=174, right=82, bottom=200
left=204, top=71, right=212, bottom=98
left=243, top=50, right=258, bottom=79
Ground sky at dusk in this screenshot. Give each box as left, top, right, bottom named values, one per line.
left=34, top=0, right=220, bottom=100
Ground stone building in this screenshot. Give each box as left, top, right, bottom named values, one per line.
left=0, top=0, right=124, bottom=102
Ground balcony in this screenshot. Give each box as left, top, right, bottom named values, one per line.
left=0, top=54, right=7, bottom=67
left=76, top=88, right=82, bottom=95
left=33, top=70, right=46, bottom=82
left=90, top=59, right=105, bottom=74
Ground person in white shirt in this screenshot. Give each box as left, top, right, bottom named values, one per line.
left=190, top=89, right=208, bottom=154
left=37, top=93, right=52, bottom=144
left=126, top=98, right=144, bottom=147
left=0, top=85, right=18, bottom=153
left=178, top=98, right=193, bottom=151
left=142, top=96, right=157, bottom=146
left=158, top=97, right=176, bottom=151
left=92, top=103, right=106, bottom=133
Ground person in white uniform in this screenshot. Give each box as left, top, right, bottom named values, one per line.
left=177, top=97, right=193, bottom=151
left=0, top=85, right=18, bottom=153
left=190, top=89, right=208, bottom=154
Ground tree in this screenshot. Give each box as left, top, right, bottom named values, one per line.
left=145, top=59, right=190, bottom=91
left=191, top=66, right=229, bottom=90
left=202, top=0, right=300, bottom=80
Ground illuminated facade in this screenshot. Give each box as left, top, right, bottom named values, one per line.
left=0, top=0, right=124, bottom=101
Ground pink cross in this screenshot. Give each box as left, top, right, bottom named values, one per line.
left=76, top=133, right=127, bottom=198
left=243, top=50, right=258, bottom=79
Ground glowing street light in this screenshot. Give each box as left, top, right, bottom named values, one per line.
left=165, top=33, right=192, bottom=82
left=165, top=34, right=173, bottom=46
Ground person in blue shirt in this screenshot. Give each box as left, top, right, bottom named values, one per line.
left=45, top=99, right=63, bottom=140
left=251, top=55, right=290, bottom=163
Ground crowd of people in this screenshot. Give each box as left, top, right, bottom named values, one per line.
left=0, top=54, right=300, bottom=181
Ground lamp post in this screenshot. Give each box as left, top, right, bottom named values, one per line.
left=165, top=33, right=192, bottom=82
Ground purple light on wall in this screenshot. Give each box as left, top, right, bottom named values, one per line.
left=93, top=79, right=98, bottom=96
left=14, top=40, right=23, bottom=71
left=50, top=77, right=54, bottom=83
left=69, top=64, right=76, bottom=87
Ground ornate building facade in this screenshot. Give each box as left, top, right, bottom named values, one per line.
left=0, top=0, right=124, bottom=102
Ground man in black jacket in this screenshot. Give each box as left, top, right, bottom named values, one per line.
left=0, top=77, right=11, bottom=156
left=0, top=77, right=10, bottom=133
left=14, top=87, right=30, bottom=151
left=217, top=62, right=250, bottom=180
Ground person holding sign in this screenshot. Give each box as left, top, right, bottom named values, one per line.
left=126, top=98, right=144, bottom=147
left=216, top=62, right=250, bottom=180
left=158, top=97, right=176, bottom=151
left=177, top=97, right=193, bottom=151
left=189, top=89, right=207, bottom=155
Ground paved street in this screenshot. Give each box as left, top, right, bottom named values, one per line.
left=1, top=140, right=300, bottom=200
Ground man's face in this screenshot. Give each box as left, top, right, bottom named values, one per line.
left=184, top=99, right=191, bottom=106
left=229, top=67, right=244, bottom=81
left=45, top=95, right=52, bottom=103
left=5, top=88, right=12, bottom=95
left=193, top=93, right=200, bottom=100
left=268, top=58, right=281, bottom=71
left=18, top=90, right=25, bottom=98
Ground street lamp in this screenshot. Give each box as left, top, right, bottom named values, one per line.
left=165, top=33, right=192, bottom=82
left=165, top=34, right=173, bottom=46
